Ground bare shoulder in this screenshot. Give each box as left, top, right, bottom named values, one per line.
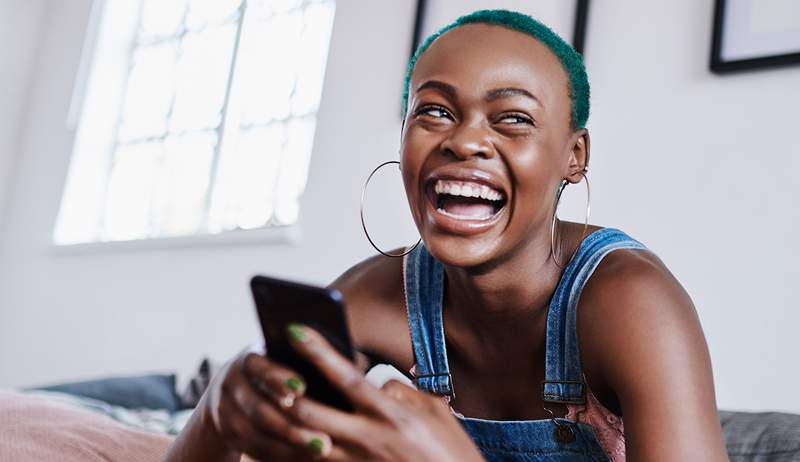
left=576, top=246, right=727, bottom=457
left=577, top=245, right=710, bottom=409
left=328, top=251, right=413, bottom=369
left=580, top=246, right=700, bottom=348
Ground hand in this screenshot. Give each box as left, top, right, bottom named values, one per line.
left=284, top=324, right=485, bottom=462
left=199, top=345, right=335, bottom=461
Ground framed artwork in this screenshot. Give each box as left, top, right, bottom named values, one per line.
left=410, top=0, right=591, bottom=58
left=711, top=0, right=800, bottom=73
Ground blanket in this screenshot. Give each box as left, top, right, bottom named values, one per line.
left=0, top=390, right=172, bottom=461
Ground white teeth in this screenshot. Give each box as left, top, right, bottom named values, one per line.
left=434, top=179, right=504, bottom=201
left=436, top=207, right=493, bottom=221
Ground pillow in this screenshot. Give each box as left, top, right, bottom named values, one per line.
left=721, top=410, right=800, bottom=461
left=30, top=374, right=181, bottom=412
left=0, top=390, right=172, bottom=461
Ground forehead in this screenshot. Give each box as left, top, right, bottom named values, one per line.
left=411, top=23, right=570, bottom=110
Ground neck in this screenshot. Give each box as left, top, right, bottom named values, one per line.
left=441, top=220, right=591, bottom=338
left=443, top=227, right=561, bottom=339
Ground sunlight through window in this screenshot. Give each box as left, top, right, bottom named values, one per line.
left=54, top=0, right=335, bottom=244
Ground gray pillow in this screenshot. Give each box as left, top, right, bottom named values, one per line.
left=721, top=410, right=800, bottom=461
left=29, top=374, right=180, bottom=413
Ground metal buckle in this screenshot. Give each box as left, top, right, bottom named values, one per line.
left=541, top=380, right=582, bottom=444
left=540, top=379, right=586, bottom=404
left=414, top=372, right=456, bottom=399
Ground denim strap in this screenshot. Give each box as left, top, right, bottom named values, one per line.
left=543, top=228, right=648, bottom=404
left=404, top=244, right=454, bottom=397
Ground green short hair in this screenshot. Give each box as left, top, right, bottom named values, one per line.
left=402, top=9, right=590, bottom=129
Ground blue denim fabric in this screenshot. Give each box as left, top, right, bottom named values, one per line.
left=404, top=227, right=648, bottom=462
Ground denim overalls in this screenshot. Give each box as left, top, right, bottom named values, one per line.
left=404, top=228, right=648, bottom=462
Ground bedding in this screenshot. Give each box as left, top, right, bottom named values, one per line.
left=26, top=390, right=192, bottom=435
left=0, top=390, right=172, bottom=461
left=7, top=364, right=800, bottom=461
left=30, top=374, right=181, bottom=412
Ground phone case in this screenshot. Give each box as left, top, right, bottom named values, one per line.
left=250, top=275, right=356, bottom=411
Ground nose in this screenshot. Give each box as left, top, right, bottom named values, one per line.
left=439, top=121, right=495, bottom=161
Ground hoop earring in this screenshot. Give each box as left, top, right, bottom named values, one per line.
left=550, top=171, right=591, bottom=268
left=360, top=160, right=421, bottom=258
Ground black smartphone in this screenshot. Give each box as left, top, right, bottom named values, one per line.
left=250, top=275, right=356, bottom=412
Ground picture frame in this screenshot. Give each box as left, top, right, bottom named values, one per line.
left=410, top=0, right=591, bottom=58
left=710, top=0, right=800, bottom=73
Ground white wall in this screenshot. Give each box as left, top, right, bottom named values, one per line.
left=0, top=0, right=418, bottom=387
left=0, top=0, right=798, bottom=414
left=0, top=0, right=47, bottom=240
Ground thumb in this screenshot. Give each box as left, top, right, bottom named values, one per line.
left=381, top=379, right=421, bottom=402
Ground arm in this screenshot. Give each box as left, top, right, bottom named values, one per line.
left=580, top=250, right=729, bottom=461
left=163, top=392, right=241, bottom=462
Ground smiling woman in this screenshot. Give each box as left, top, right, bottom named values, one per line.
left=165, top=9, right=731, bottom=462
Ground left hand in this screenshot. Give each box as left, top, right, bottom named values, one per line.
left=281, top=323, right=485, bottom=462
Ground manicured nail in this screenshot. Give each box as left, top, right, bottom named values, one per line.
left=308, top=436, right=326, bottom=455
left=287, top=323, right=308, bottom=343
left=287, top=376, right=305, bottom=394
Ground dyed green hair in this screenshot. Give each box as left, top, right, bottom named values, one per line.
left=402, top=9, right=590, bottom=129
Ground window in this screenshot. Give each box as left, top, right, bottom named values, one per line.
left=54, top=0, right=336, bottom=245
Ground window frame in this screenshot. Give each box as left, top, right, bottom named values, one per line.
left=58, top=0, right=334, bottom=251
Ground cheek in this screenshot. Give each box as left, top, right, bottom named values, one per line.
left=399, top=127, right=435, bottom=196
left=506, top=144, right=562, bottom=213
left=400, top=146, right=424, bottom=221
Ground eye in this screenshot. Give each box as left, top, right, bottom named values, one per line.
left=414, top=105, right=453, bottom=120
left=497, top=113, right=534, bottom=125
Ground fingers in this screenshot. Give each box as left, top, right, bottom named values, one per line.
left=226, top=415, right=295, bottom=460
left=241, top=353, right=306, bottom=409
left=326, top=444, right=358, bottom=462
left=286, top=324, right=388, bottom=415
left=224, top=353, right=334, bottom=459
left=226, top=412, right=331, bottom=461
left=354, top=350, right=371, bottom=373
left=285, top=394, right=366, bottom=444
left=381, top=379, right=420, bottom=402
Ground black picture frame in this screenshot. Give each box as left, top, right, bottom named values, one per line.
left=710, top=0, right=800, bottom=74
left=410, top=0, right=591, bottom=58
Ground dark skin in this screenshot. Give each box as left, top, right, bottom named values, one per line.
left=165, top=24, right=730, bottom=461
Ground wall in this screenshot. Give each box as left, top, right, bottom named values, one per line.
left=0, top=0, right=798, bottom=413
left=0, top=0, right=47, bottom=240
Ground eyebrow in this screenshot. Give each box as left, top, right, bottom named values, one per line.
left=416, top=80, right=457, bottom=98
left=485, top=87, right=541, bottom=106
left=416, top=80, right=542, bottom=106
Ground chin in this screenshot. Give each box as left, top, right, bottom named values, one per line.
left=421, top=232, right=505, bottom=270
left=414, top=195, right=515, bottom=270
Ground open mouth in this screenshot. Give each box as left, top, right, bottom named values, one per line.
left=428, top=179, right=507, bottom=221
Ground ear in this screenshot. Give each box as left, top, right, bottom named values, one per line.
left=564, top=129, right=590, bottom=184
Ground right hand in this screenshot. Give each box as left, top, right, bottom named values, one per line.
left=199, top=347, right=333, bottom=461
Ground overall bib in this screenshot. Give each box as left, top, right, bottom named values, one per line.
left=403, top=227, right=648, bottom=462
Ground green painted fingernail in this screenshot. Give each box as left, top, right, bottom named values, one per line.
left=287, top=323, right=307, bottom=343
left=308, top=437, right=325, bottom=454
left=287, top=376, right=305, bottom=393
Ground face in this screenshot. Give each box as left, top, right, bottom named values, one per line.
left=401, top=23, right=589, bottom=269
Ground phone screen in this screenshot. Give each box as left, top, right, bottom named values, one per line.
left=250, top=275, right=356, bottom=411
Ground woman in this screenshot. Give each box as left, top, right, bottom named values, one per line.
left=166, top=10, right=730, bottom=462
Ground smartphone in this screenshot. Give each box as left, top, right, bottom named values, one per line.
left=250, top=275, right=356, bottom=411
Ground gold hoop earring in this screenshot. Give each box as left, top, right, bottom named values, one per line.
left=360, top=160, right=421, bottom=258
left=550, top=171, right=591, bottom=268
